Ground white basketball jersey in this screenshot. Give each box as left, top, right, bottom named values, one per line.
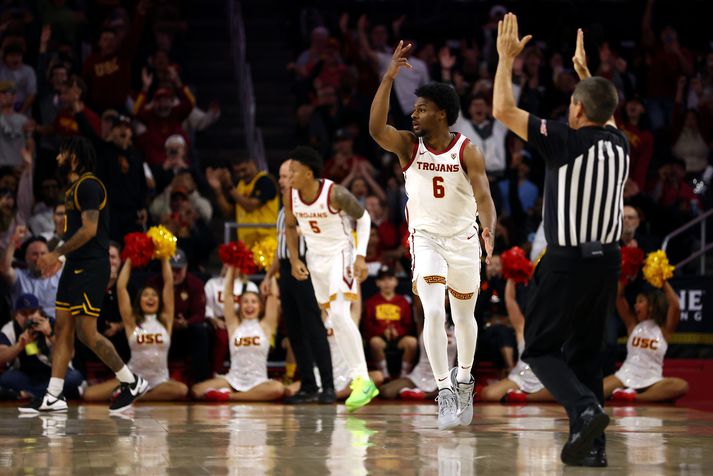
left=404, top=133, right=478, bottom=236
left=615, top=320, right=667, bottom=389
left=291, top=179, right=354, bottom=256
left=128, top=314, right=170, bottom=389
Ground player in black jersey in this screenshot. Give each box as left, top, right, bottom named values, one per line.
left=20, top=137, right=148, bottom=414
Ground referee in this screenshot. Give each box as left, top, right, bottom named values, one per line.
left=493, top=15, right=628, bottom=467
left=261, top=159, right=335, bottom=404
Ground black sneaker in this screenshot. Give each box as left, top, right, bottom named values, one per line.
left=18, top=392, right=68, bottom=414
left=561, top=405, right=610, bottom=465
left=318, top=387, right=337, bottom=404
left=285, top=389, right=320, bottom=404
left=574, top=447, right=608, bottom=467
left=109, top=375, right=149, bottom=413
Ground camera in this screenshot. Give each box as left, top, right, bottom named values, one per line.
left=23, top=320, right=38, bottom=331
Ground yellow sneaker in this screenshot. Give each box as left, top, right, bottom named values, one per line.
left=345, top=377, right=379, bottom=412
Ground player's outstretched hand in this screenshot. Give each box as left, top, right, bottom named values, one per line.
left=385, top=40, right=413, bottom=80
left=496, top=13, right=532, bottom=60
left=38, top=251, right=62, bottom=277
left=291, top=259, right=309, bottom=281
left=572, top=28, right=591, bottom=80
left=481, top=227, right=494, bottom=265
left=354, top=256, right=368, bottom=283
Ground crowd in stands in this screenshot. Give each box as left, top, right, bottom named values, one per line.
left=0, top=1, right=704, bottom=404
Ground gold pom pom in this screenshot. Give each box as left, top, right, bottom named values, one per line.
left=147, top=225, right=177, bottom=260
left=642, top=249, right=675, bottom=288
left=250, top=237, right=277, bottom=271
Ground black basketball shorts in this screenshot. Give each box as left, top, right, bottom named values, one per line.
left=55, top=257, right=110, bottom=318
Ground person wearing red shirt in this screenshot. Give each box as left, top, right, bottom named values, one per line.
left=363, top=266, right=417, bottom=379
left=620, top=97, right=653, bottom=191
left=51, top=76, right=100, bottom=140
left=81, top=0, right=150, bottom=113
left=134, top=66, right=195, bottom=169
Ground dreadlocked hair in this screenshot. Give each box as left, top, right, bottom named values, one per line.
left=60, top=136, right=96, bottom=174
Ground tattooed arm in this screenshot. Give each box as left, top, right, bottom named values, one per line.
left=38, top=209, right=99, bottom=277
left=329, top=185, right=371, bottom=282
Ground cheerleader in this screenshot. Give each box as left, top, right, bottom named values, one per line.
left=84, top=257, right=189, bottom=402
left=604, top=281, right=688, bottom=402
left=480, top=279, right=554, bottom=402
left=192, top=266, right=284, bottom=401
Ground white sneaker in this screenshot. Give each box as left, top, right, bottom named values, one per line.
left=436, top=388, right=459, bottom=430
left=450, top=367, right=475, bottom=426
left=18, top=392, right=68, bottom=414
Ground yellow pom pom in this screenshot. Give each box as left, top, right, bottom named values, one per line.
left=250, top=237, right=277, bottom=271
left=147, top=225, right=177, bottom=260
left=642, top=250, right=674, bottom=288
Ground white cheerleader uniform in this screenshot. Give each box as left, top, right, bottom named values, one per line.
left=291, top=179, right=358, bottom=306
left=407, top=326, right=457, bottom=392
left=127, top=314, right=170, bottom=390
left=508, top=341, right=544, bottom=394
left=615, top=320, right=667, bottom=390
left=220, top=319, right=270, bottom=392
left=404, top=133, right=482, bottom=296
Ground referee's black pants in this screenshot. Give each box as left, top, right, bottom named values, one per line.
left=279, top=259, right=334, bottom=392
left=521, top=244, right=620, bottom=437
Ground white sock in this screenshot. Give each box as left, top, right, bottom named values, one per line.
left=48, top=378, right=64, bottom=397
left=116, top=365, right=136, bottom=384
left=329, top=298, right=369, bottom=379
left=401, top=361, right=413, bottom=377
left=378, top=359, right=389, bottom=377
left=449, top=292, right=478, bottom=384
left=419, top=281, right=450, bottom=390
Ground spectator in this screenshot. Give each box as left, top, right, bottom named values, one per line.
left=82, top=1, right=150, bottom=112
left=39, top=202, right=65, bottom=251
left=463, top=94, right=512, bottom=175
left=621, top=205, right=659, bottom=253
left=620, top=97, right=654, bottom=191
left=363, top=266, right=417, bottom=379
left=0, top=147, right=32, bottom=252
left=672, top=78, right=710, bottom=176
left=1, top=227, right=60, bottom=317
left=150, top=169, right=211, bottom=224
left=207, top=156, right=279, bottom=247
left=78, top=112, right=148, bottom=241
left=0, top=294, right=83, bottom=399
left=292, top=26, right=330, bottom=81
left=0, top=43, right=36, bottom=114
left=498, top=141, right=539, bottom=217
left=204, top=266, right=258, bottom=375
left=364, top=194, right=404, bottom=266
left=134, top=67, right=195, bottom=168
left=146, top=248, right=211, bottom=383
left=27, top=178, right=62, bottom=237
left=323, top=128, right=374, bottom=183
left=0, top=81, right=31, bottom=167
left=153, top=134, right=190, bottom=192
left=51, top=76, right=100, bottom=142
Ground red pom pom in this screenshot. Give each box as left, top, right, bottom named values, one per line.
left=219, top=241, right=258, bottom=275
left=121, top=232, right=155, bottom=268
left=620, top=246, right=644, bottom=284
left=501, top=246, right=533, bottom=284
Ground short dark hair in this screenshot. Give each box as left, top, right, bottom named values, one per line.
left=60, top=136, right=96, bottom=174
left=415, top=82, right=461, bottom=126
left=109, top=240, right=122, bottom=253
left=289, top=146, right=323, bottom=178
left=21, top=236, right=48, bottom=257
left=65, top=75, right=88, bottom=100
left=572, top=77, right=619, bottom=124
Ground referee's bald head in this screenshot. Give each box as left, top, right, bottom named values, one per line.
left=570, top=77, right=619, bottom=126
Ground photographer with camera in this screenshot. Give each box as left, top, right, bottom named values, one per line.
left=0, top=294, right=84, bottom=400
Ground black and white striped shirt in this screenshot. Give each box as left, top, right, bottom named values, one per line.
left=276, top=207, right=307, bottom=259
left=527, top=115, right=630, bottom=247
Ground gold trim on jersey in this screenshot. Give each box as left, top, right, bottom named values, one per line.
left=71, top=173, right=107, bottom=211
left=448, top=287, right=474, bottom=301
left=423, top=275, right=446, bottom=285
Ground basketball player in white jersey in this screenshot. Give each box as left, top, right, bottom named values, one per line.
left=83, top=257, right=189, bottom=405
left=369, top=41, right=496, bottom=429
left=284, top=146, right=378, bottom=412
left=604, top=280, right=688, bottom=402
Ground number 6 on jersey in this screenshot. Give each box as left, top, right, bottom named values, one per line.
left=432, top=176, right=445, bottom=198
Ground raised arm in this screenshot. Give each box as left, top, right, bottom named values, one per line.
left=368, top=41, right=418, bottom=168
left=616, top=281, right=638, bottom=335
left=463, top=143, right=496, bottom=264
left=504, top=279, right=525, bottom=339
left=330, top=185, right=370, bottom=282
left=492, top=13, right=532, bottom=141
left=223, top=265, right=238, bottom=330
left=662, top=281, right=681, bottom=341
left=572, top=28, right=617, bottom=128
left=0, top=225, right=25, bottom=285
left=116, top=258, right=136, bottom=334
left=261, top=277, right=280, bottom=335
left=160, top=257, right=174, bottom=333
